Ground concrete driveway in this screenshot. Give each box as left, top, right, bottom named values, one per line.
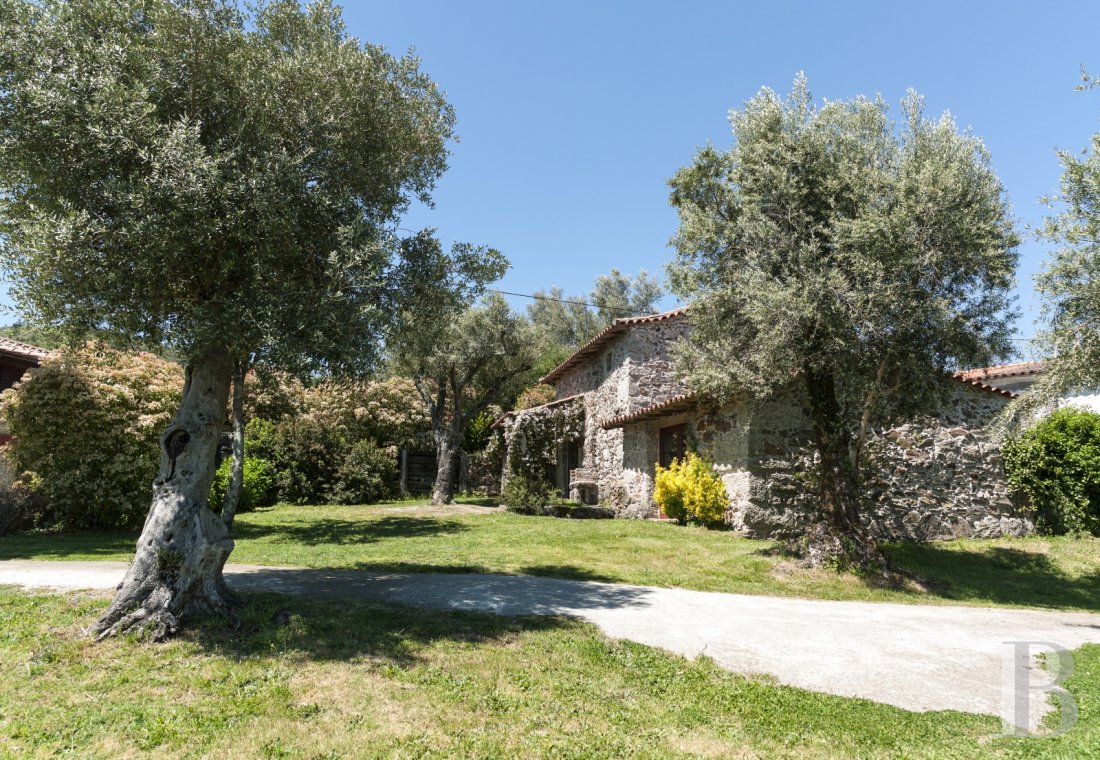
left=4, top=559, right=1099, bottom=730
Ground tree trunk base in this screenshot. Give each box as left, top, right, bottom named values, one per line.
left=784, top=522, right=934, bottom=591
left=90, top=490, right=241, bottom=642
left=91, top=349, right=237, bottom=642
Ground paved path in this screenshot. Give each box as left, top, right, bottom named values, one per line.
left=4, top=559, right=1100, bottom=729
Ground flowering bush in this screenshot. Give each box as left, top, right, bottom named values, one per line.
left=1004, top=408, right=1100, bottom=536
left=504, top=399, right=584, bottom=483
left=653, top=452, right=728, bottom=527
left=301, top=376, right=431, bottom=450
left=515, top=383, right=556, bottom=411
left=1, top=343, right=183, bottom=530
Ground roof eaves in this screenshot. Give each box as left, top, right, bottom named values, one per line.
left=601, top=392, right=699, bottom=429
left=0, top=337, right=51, bottom=362
left=951, top=374, right=1018, bottom=399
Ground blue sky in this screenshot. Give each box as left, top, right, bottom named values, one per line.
left=5, top=0, right=1099, bottom=357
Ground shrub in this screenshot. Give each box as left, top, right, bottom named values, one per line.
left=653, top=452, right=728, bottom=527
left=515, top=383, right=556, bottom=411
left=1003, top=407, right=1100, bottom=536
left=1, top=344, right=182, bottom=530
left=329, top=439, right=398, bottom=505
left=502, top=474, right=553, bottom=514
left=208, top=456, right=277, bottom=514
left=0, top=454, right=44, bottom=535
left=247, top=417, right=345, bottom=505
left=301, top=376, right=431, bottom=450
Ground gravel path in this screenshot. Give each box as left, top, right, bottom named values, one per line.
left=4, top=558, right=1099, bottom=730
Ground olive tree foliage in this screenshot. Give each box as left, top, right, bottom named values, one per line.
left=1002, top=71, right=1100, bottom=428
left=388, top=233, right=537, bottom=504
left=590, top=268, right=664, bottom=324
left=0, top=0, right=455, bottom=638
left=667, top=76, right=1018, bottom=569
left=527, top=269, right=664, bottom=349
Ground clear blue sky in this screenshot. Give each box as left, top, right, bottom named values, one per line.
left=5, top=0, right=1099, bottom=356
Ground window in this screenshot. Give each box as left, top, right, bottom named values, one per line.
left=658, top=424, right=686, bottom=469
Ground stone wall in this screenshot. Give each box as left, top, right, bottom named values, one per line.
left=729, top=383, right=1033, bottom=541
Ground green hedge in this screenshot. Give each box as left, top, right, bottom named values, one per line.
left=208, top=456, right=277, bottom=514
left=1003, top=407, right=1100, bottom=536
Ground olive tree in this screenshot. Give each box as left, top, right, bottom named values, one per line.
left=528, top=269, right=664, bottom=350
left=0, top=0, right=454, bottom=637
left=667, top=76, right=1018, bottom=570
left=1003, top=72, right=1100, bottom=426
left=389, top=233, right=536, bottom=504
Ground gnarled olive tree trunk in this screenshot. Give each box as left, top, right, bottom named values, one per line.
left=431, top=426, right=461, bottom=505
left=92, top=349, right=237, bottom=641
left=798, top=367, right=891, bottom=574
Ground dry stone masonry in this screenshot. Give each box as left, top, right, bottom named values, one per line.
left=502, top=309, right=1033, bottom=541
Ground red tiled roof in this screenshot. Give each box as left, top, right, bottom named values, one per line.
left=540, top=306, right=691, bottom=384
left=955, top=361, right=1046, bottom=382
left=0, top=337, right=50, bottom=362
left=491, top=393, right=585, bottom=429
left=951, top=374, right=1018, bottom=398
left=601, top=392, right=699, bottom=429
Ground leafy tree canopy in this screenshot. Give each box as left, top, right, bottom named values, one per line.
left=528, top=268, right=664, bottom=349
left=1005, top=70, right=1100, bottom=426
left=667, top=75, right=1018, bottom=568
left=0, top=0, right=455, bottom=375
left=669, top=74, right=1018, bottom=417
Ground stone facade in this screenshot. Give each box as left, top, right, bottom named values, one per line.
left=719, top=385, right=1032, bottom=541
left=504, top=309, right=1033, bottom=541
left=549, top=312, right=692, bottom=516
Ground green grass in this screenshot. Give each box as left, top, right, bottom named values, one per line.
left=2, top=500, right=1099, bottom=611
left=2, top=586, right=1096, bottom=759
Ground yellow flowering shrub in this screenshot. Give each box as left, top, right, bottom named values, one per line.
left=653, top=452, right=728, bottom=527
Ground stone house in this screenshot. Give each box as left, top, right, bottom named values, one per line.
left=501, top=307, right=1033, bottom=541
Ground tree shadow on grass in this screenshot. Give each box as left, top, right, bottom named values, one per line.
left=191, top=591, right=576, bottom=666
left=885, top=543, right=1100, bottom=611
left=197, top=568, right=656, bottom=663
left=513, top=565, right=625, bottom=584
left=231, top=515, right=469, bottom=546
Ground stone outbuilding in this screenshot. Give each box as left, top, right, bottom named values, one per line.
left=501, top=307, right=1033, bottom=541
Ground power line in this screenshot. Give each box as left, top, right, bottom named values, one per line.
left=487, top=288, right=637, bottom=316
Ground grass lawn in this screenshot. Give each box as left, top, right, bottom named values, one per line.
left=1, top=586, right=1096, bottom=759
left=2, top=499, right=1099, bottom=611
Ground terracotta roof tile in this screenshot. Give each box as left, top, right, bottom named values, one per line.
left=601, top=392, right=699, bottom=429
left=0, top=337, right=50, bottom=362
left=955, top=361, right=1046, bottom=382
left=951, top=374, right=1018, bottom=398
